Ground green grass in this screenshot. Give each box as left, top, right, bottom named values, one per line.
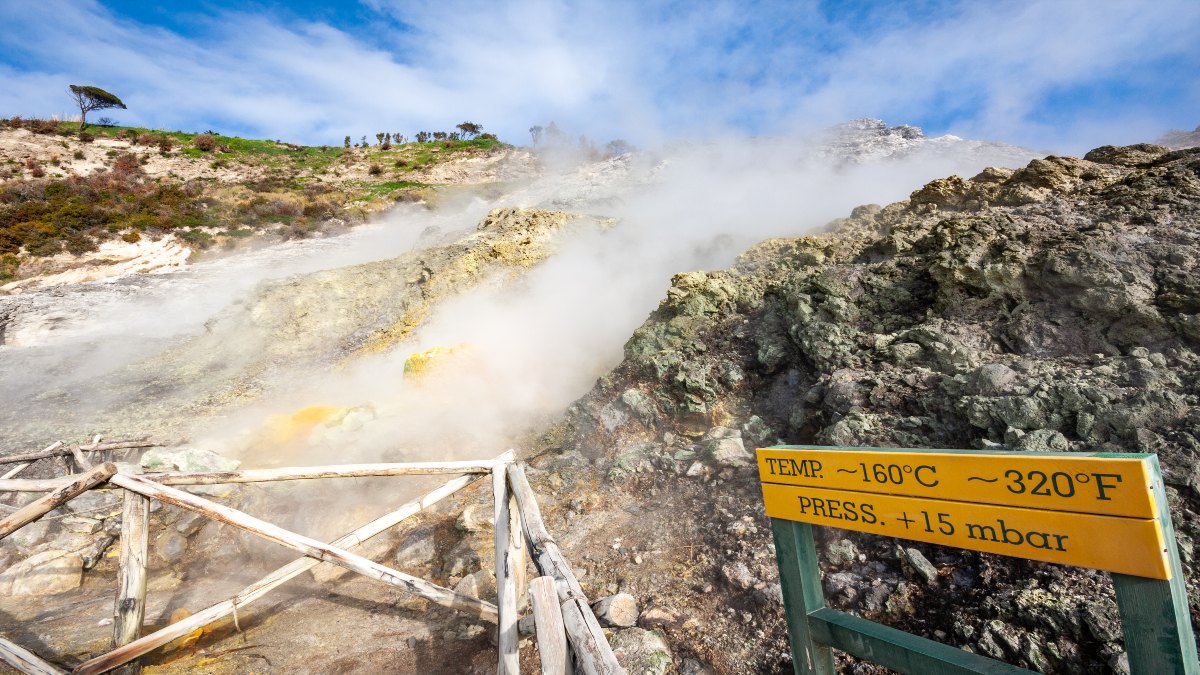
left=356, top=180, right=431, bottom=198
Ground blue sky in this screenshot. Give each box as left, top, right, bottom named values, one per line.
left=0, top=0, right=1197, bottom=153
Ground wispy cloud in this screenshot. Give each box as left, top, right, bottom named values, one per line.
left=0, top=0, right=1196, bottom=151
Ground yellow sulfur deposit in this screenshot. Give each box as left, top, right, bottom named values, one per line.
left=261, top=405, right=344, bottom=445
left=403, top=343, right=472, bottom=379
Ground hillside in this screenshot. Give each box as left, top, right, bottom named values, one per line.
left=0, top=118, right=537, bottom=290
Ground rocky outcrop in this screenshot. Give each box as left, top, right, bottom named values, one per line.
left=548, top=144, right=1200, bottom=672
left=1158, top=125, right=1200, bottom=150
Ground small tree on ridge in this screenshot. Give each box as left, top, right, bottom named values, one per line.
left=68, top=85, right=126, bottom=130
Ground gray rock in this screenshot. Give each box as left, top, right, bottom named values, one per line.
left=0, top=549, right=83, bottom=596
left=140, top=446, right=240, bottom=473
left=900, top=547, right=939, bottom=586
left=824, top=539, right=859, bottom=566
left=1015, top=429, right=1069, bottom=452
left=609, top=627, right=672, bottom=675
left=155, top=532, right=187, bottom=563
left=7, top=520, right=49, bottom=550
left=754, top=582, right=783, bottom=607
left=61, top=516, right=102, bottom=534
left=862, top=583, right=891, bottom=613
left=824, top=571, right=860, bottom=605
left=721, top=561, right=757, bottom=590
left=1108, top=651, right=1131, bottom=675
left=1082, top=600, right=1121, bottom=643
left=174, top=511, right=206, bottom=536
left=394, top=526, right=437, bottom=571
left=65, top=489, right=120, bottom=515
left=1014, top=587, right=1082, bottom=640
left=971, top=363, right=1019, bottom=394
left=700, top=427, right=750, bottom=468
left=456, top=503, right=493, bottom=533
left=679, top=657, right=717, bottom=675
left=444, top=536, right=482, bottom=578
left=453, top=570, right=495, bottom=601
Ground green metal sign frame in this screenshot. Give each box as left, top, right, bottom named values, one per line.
left=763, top=446, right=1199, bottom=674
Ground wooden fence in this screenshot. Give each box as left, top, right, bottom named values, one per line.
left=0, top=445, right=625, bottom=674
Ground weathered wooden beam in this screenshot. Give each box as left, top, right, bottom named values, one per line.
left=0, top=441, right=63, bottom=466
left=0, top=636, right=65, bottom=675
left=0, top=459, right=506, bottom=493
left=560, top=598, right=624, bottom=675
left=494, top=465, right=520, bottom=675
left=1, top=462, right=32, bottom=480
left=72, top=463, right=501, bottom=675
left=506, top=464, right=623, bottom=675
left=0, top=464, right=116, bottom=541
left=139, top=460, right=506, bottom=485
left=109, top=473, right=498, bottom=623
left=69, top=445, right=93, bottom=472
left=0, top=439, right=156, bottom=467
left=529, top=576, right=570, bottom=675
left=112, top=491, right=149, bottom=675
left=506, top=464, right=585, bottom=602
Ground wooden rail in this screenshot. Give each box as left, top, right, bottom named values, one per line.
left=0, top=460, right=506, bottom=492
left=0, top=464, right=116, bottom=540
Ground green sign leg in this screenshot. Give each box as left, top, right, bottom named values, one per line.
left=1112, top=573, right=1199, bottom=674
left=1112, top=455, right=1200, bottom=674
left=771, top=518, right=835, bottom=675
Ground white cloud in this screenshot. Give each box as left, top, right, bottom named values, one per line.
left=0, top=0, right=1196, bottom=151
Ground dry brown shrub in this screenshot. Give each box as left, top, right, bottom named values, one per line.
left=192, top=133, right=216, bottom=151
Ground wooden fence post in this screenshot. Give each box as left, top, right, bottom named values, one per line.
left=495, top=465, right=520, bottom=675
left=113, top=490, right=150, bottom=675
left=529, top=576, right=571, bottom=675
left=507, top=464, right=624, bottom=675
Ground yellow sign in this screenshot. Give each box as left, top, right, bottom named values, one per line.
left=758, top=447, right=1170, bottom=579
left=757, top=447, right=1157, bottom=518
left=761, top=482, right=1168, bottom=578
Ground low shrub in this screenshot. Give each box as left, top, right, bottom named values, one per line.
left=73, top=150, right=85, bottom=160
left=64, top=232, right=97, bottom=255
left=177, top=228, right=214, bottom=249
left=193, top=133, right=216, bottom=151
left=121, top=231, right=141, bottom=243
left=111, top=153, right=140, bottom=173
left=368, top=163, right=383, bottom=176
left=78, top=131, right=95, bottom=143
left=27, top=119, right=60, bottom=134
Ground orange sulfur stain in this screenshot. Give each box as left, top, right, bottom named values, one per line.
left=165, top=607, right=205, bottom=653
left=261, top=405, right=343, bottom=445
